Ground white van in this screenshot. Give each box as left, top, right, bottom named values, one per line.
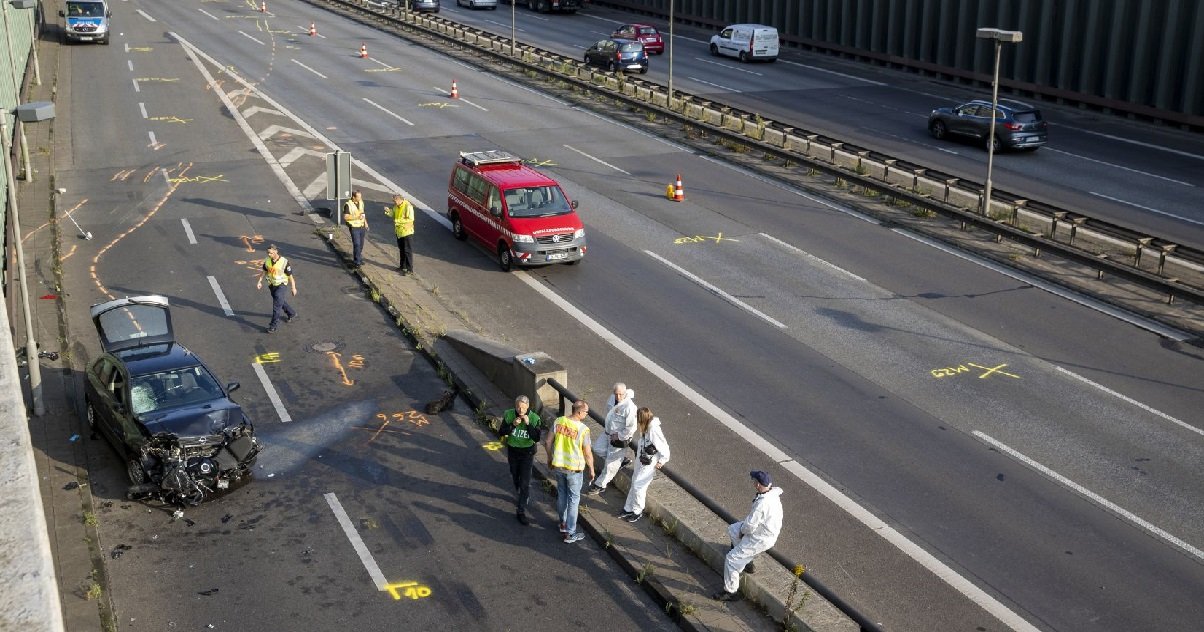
left=709, top=24, right=779, bottom=63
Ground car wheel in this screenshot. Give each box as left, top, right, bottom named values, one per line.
left=564, top=260, right=580, bottom=266
left=498, top=245, right=513, bottom=272
left=709, top=43, right=719, bottom=56
left=930, top=120, right=947, bottom=140
left=607, top=61, right=617, bottom=72
left=640, top=66, right=648, bottom=74
left=583, top=53, right=591, bottom=64
left=987, top=135, right=1001, bottom=153
left=450, top=212, right=468, bottom=241
left=537, top=0, right=549, bottom=11
left=738, top=51, right=748, bottom=63
left=127, top=457, right=148, bottom=486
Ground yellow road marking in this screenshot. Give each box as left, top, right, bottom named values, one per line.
left=384, top=581, right=432, bottom=601
left=967, top=362, right=1020, bottom=379
left=254, top=352, right=281, bottom=364
left=674, top=232, right=739, bottom=245
left=418, top=102, right=458, bottom=109
left=326, top=351, right=354, bottom=386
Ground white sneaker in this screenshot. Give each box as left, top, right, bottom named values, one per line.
left=564, top=532, right=585, bottom=544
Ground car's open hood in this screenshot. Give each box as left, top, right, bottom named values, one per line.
left=138, top=399, right=243, bottom=439
left=90, top=295, right=175, bottom=353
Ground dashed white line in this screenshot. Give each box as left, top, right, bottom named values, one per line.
left=138, top=102, right=147, bottom=118
left=362, top=98, right=414, bottom=126
left=483, top=19, right=524, bottom=32
left=198, top=8, right=219, bottom=20
left=180, top=218, right=197, bottom=245
left=252, top=363, right=292, bottom=423
left=562, top=144, right=630, bottom=175
left=645, top=250, right=786, bottom=329
left=432, top=86, right=487, bottom=111
left=127, top=59, right=134, bottom=72
left=1046, top=148, right=1193, bottom=187
left=296, top=24, right=326, bottom=39
left=291, top=58, right=327, bottom=79
left=779, top=59, right=887, bottom=86
left=1059, top=126, right=1204, bottom=162
left=325, top=492, right=388, bottom=588
left=1053, top=367, right=1202, bottom=437
left=759, top=233, right=867, bottom=281
left=694, top=57, right=763, bottom=76
left=147, top=130, right=157, bottom=147
left=686, top=76, right=740, bottom=92
left=972, top=431, right=1204, bottom=563
left=239, top=31, right=266, bottom=46
left=136, top=8, right=155, bottom=21
left=131, top=78, right=140, bottom=93
left=1088, top=191, right=1204, bottom=227
left=207, top=276, right=233, bottom=315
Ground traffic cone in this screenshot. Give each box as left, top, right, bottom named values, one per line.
left=673, top=173, right=684, bottom=202
left=309, top=22, right=317, bottom=36
left=450, top=79, right=459, bottom=99
left=260, top=1, right=266, bottom=12
left=360, top=43, right=368, bottom=59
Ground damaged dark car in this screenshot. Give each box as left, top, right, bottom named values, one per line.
left=84, top=295, right=261, bottom=506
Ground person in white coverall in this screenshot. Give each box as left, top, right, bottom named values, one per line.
left=586, top=383, right=637, bottom=494
left=620, top=407, right=670, bottom=523
left=713, top=470, right=784, bottom=601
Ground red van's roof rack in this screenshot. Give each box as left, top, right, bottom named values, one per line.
left=460, top=150, right=522, bottom=167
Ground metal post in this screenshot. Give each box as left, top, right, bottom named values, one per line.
left=1, top=118, right=43, bottom=415
left=982, top=38, right=1001, bottom=217
left=667, top=0, right=674, bottom=104
left=510, top=0, right=516, bottom=56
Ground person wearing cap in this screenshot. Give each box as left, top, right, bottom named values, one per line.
left=585, top=382, right=637, bottom=495
left=499, top=395, right=543, bottom=526
left=383, top=193, right=415, bottom=275
left=713, top=470, right=784, bottom=602
left=254, top=244, right=297, bottom=334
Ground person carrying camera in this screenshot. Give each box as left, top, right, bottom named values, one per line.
left=620, top=407, right=670, bottom=523
left=586, top=383, right=637, bottom=495
left=499, top=395, right=543, bottom=526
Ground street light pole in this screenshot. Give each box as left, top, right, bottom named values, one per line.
left=1, top=117, right=43, bottom=415
left=975, top=27, right=1022, bottom=217
left=667, top=0, right=674, bottom=104
left=510, top=0, right=516, bottom=56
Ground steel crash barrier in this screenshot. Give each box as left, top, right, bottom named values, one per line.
left=544, top=377, right=886, bottom=632
left=309, top=0, right=1204, bottom=316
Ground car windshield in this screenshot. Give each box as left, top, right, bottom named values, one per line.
left=504, top=186, right=572, bottom=218
left=638, top=27, right=658, bottom=36
left=130, top=366, right=223, bottom=415
left=67, top=2, right=105, bottom=16
left=620, top=42, right=643, bottom=52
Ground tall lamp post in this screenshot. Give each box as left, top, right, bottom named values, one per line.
left=975, top=27, right=1022, bottom=217
left=667, top=0, right=674, bottom=104
left=510, top=0, right=516, bottom=56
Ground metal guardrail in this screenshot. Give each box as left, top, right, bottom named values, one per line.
left=544, top=378, right=884, bottom=632
left=307, top=0, right=1204, bottom=321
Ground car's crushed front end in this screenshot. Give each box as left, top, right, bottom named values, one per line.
left=126, top=420, right=261, bottom=506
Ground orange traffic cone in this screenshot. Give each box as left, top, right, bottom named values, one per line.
left=260, top=1, right=266, bottom=12
left=673, top=173, right=684, bottom=202
left=450, top=79, right=459, bottom=99
left=360, top=43, right=369, bottom=59
left=308, top=22, right=317, bottom=36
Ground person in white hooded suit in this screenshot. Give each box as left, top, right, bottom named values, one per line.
left=713, top=470, right=784, bottom=601
left=620, top=407, right=670, bottom=523
left=586, top=383, right=637, bottom=494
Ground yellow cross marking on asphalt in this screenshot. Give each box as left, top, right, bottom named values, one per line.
left=128, top=46, right=153, bottom=52
left=483, top=441, right=504, bottom=451
left=966, top=362, right=1020, bottom=379
left=167, top=174, right=228, bottom=184
left=384, top=581, right=432, bottom=601
left=418, top=102, right=458, bottom=109
left=674, top=232, right=739, bottom=245
left=148, top=116, right=192, bottom=124
left=254, top=352, right=281, bottom=364
left=525, top=158, right=556, bottom=167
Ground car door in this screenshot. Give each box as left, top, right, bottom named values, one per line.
left=949, top=105, right=979, bottom=136
left=92, top=358, right=133, bottom=453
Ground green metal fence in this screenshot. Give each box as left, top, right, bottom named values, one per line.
left=2, top=1, right=37, bottom=290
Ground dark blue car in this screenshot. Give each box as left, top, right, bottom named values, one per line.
left=85, top=296, right=260, bottom=505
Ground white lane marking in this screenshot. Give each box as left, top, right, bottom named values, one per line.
left=891, top=230, right=1193, bottom=342
left=198, top=8, right=219, bottom=20
left=431, top=86, right=487, bottom=111
left=759, top=233, right=867, bottom=281
left=515, top=269, right=1039, bottom=632
left=368, top=58, right=396, bottom=70
left=138, top=102, right=147, bottom=118
left=694, top=57, right=763, bottom=76
left=645, top=250, right=787, bottom=329
left=291, top=58, right=327, bottom=79
left=147, top=131, right=158, bottom=147
left=1054, top=367, right=1202, bottom=437
left=277, top=147, right=326, bottom=168
left=180, top=218, right=197, bottom=245
left=132, top=77, right=140, bottom=93
left=362, top=98, right=414, bottom=126
left=483, top=19, right=524, bottom=32
left=239, top=30, right=266, bottom=46
left=779, top=59, right=887, bottom=86
left=1045, top=148, right=1193, bottom=187
left=1060, top=126, right=1204, bottom=162
left=562, top=144, right=630, bottom=175
left=127, top=59, right=134, bottom=72
left=1088, top=191, right=1204, bottom=227
left=581, top=14, right=619, bottom=25
left=252, top=363, right=292, bottom=423
left=973, top=431, right=1204, bottom=563
left=242, top=105, right=284, bottom=118
left=207, top=276, right=234, bottom=315
left=686, top=76, right=740, bottom=92
left=324, top=493, right=388, bottom=589
left=136, top=8, right=155, bottom=21
left=175, top=34, right=318, bottom=220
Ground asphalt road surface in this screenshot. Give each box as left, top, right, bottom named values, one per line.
left=54, top=1, right=1204, bottom=631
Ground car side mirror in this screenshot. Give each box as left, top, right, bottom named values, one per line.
left=227, top=381, right=241, bottom=393
left=107, top=10, right=112, bottom=16
left=570, top=200, right=579, bottom=209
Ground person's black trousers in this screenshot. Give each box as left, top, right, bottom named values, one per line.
left=349, top=226, right=366, bottom=265
left=507, top=445, right=536, bottom=515
left=397, top=235, right=413, bottom=272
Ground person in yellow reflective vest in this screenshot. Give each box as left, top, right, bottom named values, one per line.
left=383, top=193, right=415, bottom=275
left=254, top=244, right=297, bottom=333
left=344, top=190, right=368, bottom=266
left=543, top=400, right=595, bottom=544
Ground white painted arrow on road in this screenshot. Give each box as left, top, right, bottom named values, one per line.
left=258, top=124, right=316, bottom=141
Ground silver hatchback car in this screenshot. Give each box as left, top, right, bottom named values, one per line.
left=457, top=0, right=497, bottom=8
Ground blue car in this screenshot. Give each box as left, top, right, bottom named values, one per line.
left=85, top=295, right=260, bottom=505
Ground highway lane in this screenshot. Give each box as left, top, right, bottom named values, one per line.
left=52, top=6, right=678, bottom=631
left=66, top=1, right=1204, bottom=630
left=438, top=2, right=1204, bottom=247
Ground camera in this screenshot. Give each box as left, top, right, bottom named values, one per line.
left=639, top=442, right=657, bottom=465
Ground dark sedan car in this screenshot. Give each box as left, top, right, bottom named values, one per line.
left=85, top=296, right=260, bottom=505
left=928, top=99, right=1048, bottom=151
left=583, top=38, right=649, bottom=74
left=611, top=23, right=664, bottom=55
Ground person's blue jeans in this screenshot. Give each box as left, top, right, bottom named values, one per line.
left=555, top=469, right=583, bottom=534
left=349, top=226, right=366, bottom=265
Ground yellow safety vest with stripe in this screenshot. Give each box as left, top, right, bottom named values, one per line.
left=344, top=198, right=367, bottom=228
left=386, top=200, right=415, bottom=238
left=550, top=416, right=589, bottom=471
left=264, top=256, right=289, bottom=287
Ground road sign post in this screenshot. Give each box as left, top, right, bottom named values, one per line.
left=326, top=150, right=352, bottom=225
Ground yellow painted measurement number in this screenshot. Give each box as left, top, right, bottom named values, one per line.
left=931, top=362, right=1020, bottom=380
left=384, top=581, right=432, bottom=601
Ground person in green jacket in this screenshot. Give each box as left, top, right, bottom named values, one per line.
left=499, top=395, right=543, bottom=525
left=383, top=193, right=415, bottom=275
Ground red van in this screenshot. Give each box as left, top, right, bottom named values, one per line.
left=448, top=150, right=587, bottom=271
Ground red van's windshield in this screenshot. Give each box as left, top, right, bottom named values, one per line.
left=503, top=185, right=572, bottom=217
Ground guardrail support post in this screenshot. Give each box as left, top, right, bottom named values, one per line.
left=1011, top=199, right=1026, bottom=227
left=1069, top=217, right=1087, bottom=247
left=1050, top=211, right=1066, bottom=239
left=1157, top=244, right=1177, bottom=276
